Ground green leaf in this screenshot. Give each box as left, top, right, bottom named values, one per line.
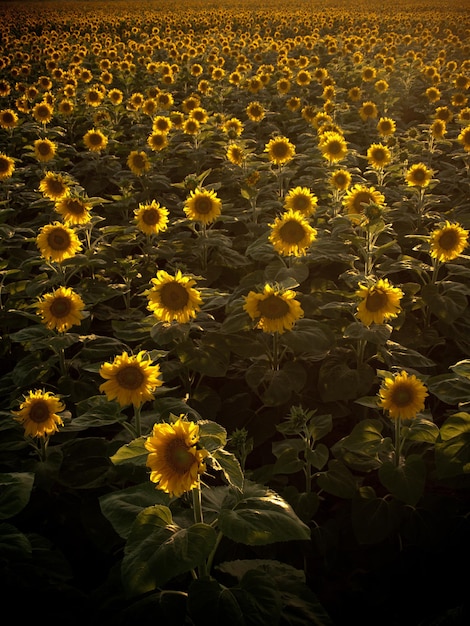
left=218, top=483, right=310, bottom=545
left=272, top=440, right=304, bottom=475
left=308, top=413, right=333, bottom=442
left=435, top=412, right=470, bottom=479
left=421, top=282, right=468, bottom=323
left=316, top=460, right=358, bottom=498
left=427, top=373, right=470, bottom=406
left=122, top=505, right=217, bottom=596
left=280, top=319, right=334, bottom=359
left=343, top=321, right=391, bottom=345
left=331, top=419, right=386, bottom=471
left=176, top=333, right=230, bottom=377
left=451, top=359, right=470, bottom=380
left=188, top=579, right=245, bottom=626
left=99, top=482, right=170, bottom=539
left=71, top=395, right=126, bottom=430
left=0, top=522, right=32, bottom=557
left=306, top=443, right=329, bottom=470
left=110, top=436, right=148, bottom=466
left=199, top=420, right=227, bottom=452
left=351, top=487, right=398, bottom=544
left=211, top=448, right=244, bottom=491
left=318, top=360, right=375, bottom=402
left=0, top=472, right=35, bottom=520
left=378, top=455, right=426, bottom=505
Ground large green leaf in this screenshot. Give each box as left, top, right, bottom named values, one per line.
left=280, top=319, right=334, bottom=359
left=435, top=412, right=470, bottom=479
left=331, top=419, right=387, bottom=471
left=122, top=505, right=217, bottom=596
left=0, top=472, right=34, bottom=520
left=352, top=487, right=398, bottom=544
left=110, top=436, right=148, bottom=466
left=176, top=333, right=230, bottom=377
left=316, top=460, right=358, bottom=498
left=217, top=483, right=310, bottom=545
left=211, top=448, right=244, bottom=490
left=378, top=455, right=426, bottom=505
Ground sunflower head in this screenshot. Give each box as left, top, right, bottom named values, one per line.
left=127, top=150, right=151, bottom=175
left=37, top=286, right=86, bottom=332
left=39, top=171, right=70, bottom=200
left=0, top=153, right=15, bottom=180
left=83, top=128, right=108, bottom=152
left=377, top=116, right=396, bottom=137
left=0, top=108, right=18, bottom=129
left=265, top=135, right=296, bottom=166
left=36, top=221, right=82, bottom=262
left=145, top=415, right=208, bottom=497
left=134, top=200, right=169, bottom=235
left=458, top=126, right=470, bottom=152
left=319, top=131, right=348, bottom=163
left=366, top=143, right=391, bottom=169
left=429, top=221, right=469, bottom=262
left=356, top=278, right=403, bottom=326
left=330, top=168, right=351, bottom=191
left=33, top=138, right=57, bottom=163
left=55, top=196, right=92, bottom=225
left=226, top=143, right=245, bottom=166
left=12, top=389, right=65, bottom=438
left=99, top=351, right=163, bottom=408
left=244, top=283, right=304, bottom=334
left=378, top=370, right=428, bottom=421
left=146, top=269, right=203, bottom=324
left=405, top=163, right=433, bottom=188
left=284, top=186, right=318, bottom=216
left=343, top=184, right=385, bottom=221
left=184, top=187, right=222, bottom=225
left=359, top=101, right=379, bottom=121
left=269, top=210, right=317, bottom=257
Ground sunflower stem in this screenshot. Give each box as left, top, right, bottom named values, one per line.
left=394, top=417, right=402, bottom=468
left=192, top=479, right=208, bottom=578
left=205, top=530, right=223, bottom=575
left=133, top=404, right=142, bottom=438
left=272, top=331, right=280, bottom=370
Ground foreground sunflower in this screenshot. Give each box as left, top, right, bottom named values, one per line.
left=319, top=131, right=348, bottom=163
left=146, top=269, right=202, bottom=323
left=330, top=168, right=352, bottom=191
left=99, top=351, right=163, bottom=408
left=457, top=125, right=470, bottom=152
left=134, top=200, right=169, bottom=235
left=377, top=116, right=396, bottom=137
left=269, top=210, right=317, bottom=257
left=39, top=171, right=70, bottom=201
left=366, top=143, right=391, bottom=169
left=12, top=390, right=65, bottom=438
left=184, top=187, right=222, bottom=225
left=83, top=128, right=108, bottom=152
left=145, top=416, right=208, bottom=497
left=55, top=196, right=92, bottom=225
left=283, top=186, right=318, bottom=216
left=0, top=153, right=15, bottom=180
left=429, top=221, right=469, bottom=262
left=33, top=138, right=57, bottom=163
left=356, top=278, right=403, bottom=326
left=127, top=150, right=151, bottom=176
left=378, top=370, right=428, bottom=420
left=244, top=283, right=304, bottom=334
left=36, top=286, right=85, bottom=332
left=343, top=184, right=385, bottom=220
left=405, top=163, right=433, bottom=188
left=36, top=222, right=82, bottom=262
left=264, top=135, right=295, bottom=166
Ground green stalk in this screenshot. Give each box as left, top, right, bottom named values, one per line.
left=394, top=417, right=402, bottom=468
left=192, top=479, right=208, bottom=578
left=133, top=404, right=142, bottom=438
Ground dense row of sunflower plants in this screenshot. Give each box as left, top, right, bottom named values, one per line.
left=1, top=0, right=470, bottom=623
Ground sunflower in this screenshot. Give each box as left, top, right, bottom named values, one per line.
left=127, top=150, right=151, bottom=176
left=39, top=171, right=70, bottom=200
left=269, top=210, right=317, bottom=257
left=429, top=221, right=469, bottom=262
left=244, top=283, right=304, bottom=334
left=85, top=87, right=105, bottom=107
left=152, top=115, right=172, bottom=134
left=134, top=200, right=169, bottom=235
left=58, top=99, right=74, bottom=116
left=425, top=87, right=441, bottom=103
left=36, top=221, right=82, bottom=262
left=83, top=128, right=108, bottom=152
left=362, top=66, right=376, bottom=82
left=183, top=117, right=200, bottom=135
left=54, top=196, right=92, bottom=225
left=374, top=79, right=389, bottom=94
left=145, top=416, right=208, bottom=497
left=378, top=371, right=428, bottom=421
left=0, top=153, right=15, bottom=180
left=12, top=390, right=65, bottom=438
left=348, top=86, right=362, bottom=102
left=99, top=351, right=163, bottom=408
left=0, top=108, right=18, bottom=129
left=330, top=168, right=352, bottom=191
left=343, top=184, right=385, bottom=219
left=36, top=286, right=85, bottom=332
left=405, top=163, right=433, bottom=188
left=319, top=131, right=348, bottom=163
left=108, top=88, right=123, bottom=105
left=265, top=135, right=295, bottom=166
left=359, top=101, right=379, bottom=121
left=33, top=138, right=57, bottom=162
left=246, top=101, right=265, bottom=122
left=276, top=77, right=291, bottom=94
left=146, top=269, right=202, bottom=323
left=457, top=125, right=470, bottom=152
left=356, top=278, right=403, bottom=326
left=283, top=186, right=318, bottom=216
left=226, top=143, right=245, bottom=166
left=184, top=187, right=222, bottom=225
left=147, top=132, right=169, bottom=152
left=222, top=117, right=244, bottom=137
left=32, top=101, right=54, bottom=124
left=190, top=107, right=209, bottom=124
left=366, top=143, right=391, bottom=168
left=286, top=96, right=301, bottom=111
left=377, top=117, right=396, bottom=137
left=430, top=119, right=447, bottom=139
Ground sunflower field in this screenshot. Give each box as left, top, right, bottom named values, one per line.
left=1, top=0, right=470, bottom=624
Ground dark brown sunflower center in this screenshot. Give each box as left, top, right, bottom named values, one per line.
left=49, top=296, right=72, bottom=318
left=38, top=142, right=52, bottom=155
left=2, top=112, right=14, bottom=123
left=132, top=154, right=146, bottom=169
left=327, top=140, right=343, bottom=155
left=365, top=289, right=388, bottom=312
left=390, top=384, right=414, bottom=407
left=371, top=148, right=386, bottom=161
left=165, top=437, right=196, bottom=474
left=142, top=208, right=160, bottom=225
left=47, top=179, right=66, bottom=195
left=279, top=220, right=306, bottom=244
left=36, top=105, right=51, bottom=118
left=88, top=91, right=100, bottom=101
left=438, top=230, right=458, bottom=250
left=155, top=120, right=169, bottom=131
left=193, top=196, right=213, bottom=215
left=64, top=199, right=86, bottom=215
left=352, top=191, right=374, bottom=212
left=88, top=133, right=103, bottom=145
left=29, top=400, right=51, bottom=423
left=160, top=282, right=190, bottom=311
left=48, top=228, right=71, bottom=250
left=362, top=105, right=375, bottom=116
left=258, top=294, right=290, bottom=319
left=291, top=195, right=311, bottom=211
left=0, top=158, right=9, bottom=173
left=411, top=168, right=426, bottom=182
left=271, top=142, right=289, bottom=158
left=116, top=365, right=145, bottom=390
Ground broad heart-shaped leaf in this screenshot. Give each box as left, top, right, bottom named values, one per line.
left=198, top=419, right=227, bottom=452
left=188, top=570, right=282, bottom=626
left=217, top=482, right=310, bottom=546
left=351, top=487, right=399, bottom=545
left=331, top=419, right=386, bottom=472
left=435, top=412, right=470, bottom=479
left=279, top=319, right=335, bottom=360
left=378, top=455, right=426, bottom=506
left=99, top=482, right=170, bottom=539
left=316, top=460, right=358, bottom=499
left=427, top=373, right=470, bottom=406
left=0, top=472, right=34, bottom=520
left=176, top=333, right=230, bottom=377
left=421, top=282, right=468, bottom=323
left=451, top=359, right=470, bottom=380
left=122, top=505, right=217, bottom=597
left=110, top=436, right=148, bottom=466
left=211, top=448, right=244, bottom=490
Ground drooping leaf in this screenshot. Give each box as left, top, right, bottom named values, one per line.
left=0, top=472, right=35, bottom=520
left=378, top=455, right=426, bottom=505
